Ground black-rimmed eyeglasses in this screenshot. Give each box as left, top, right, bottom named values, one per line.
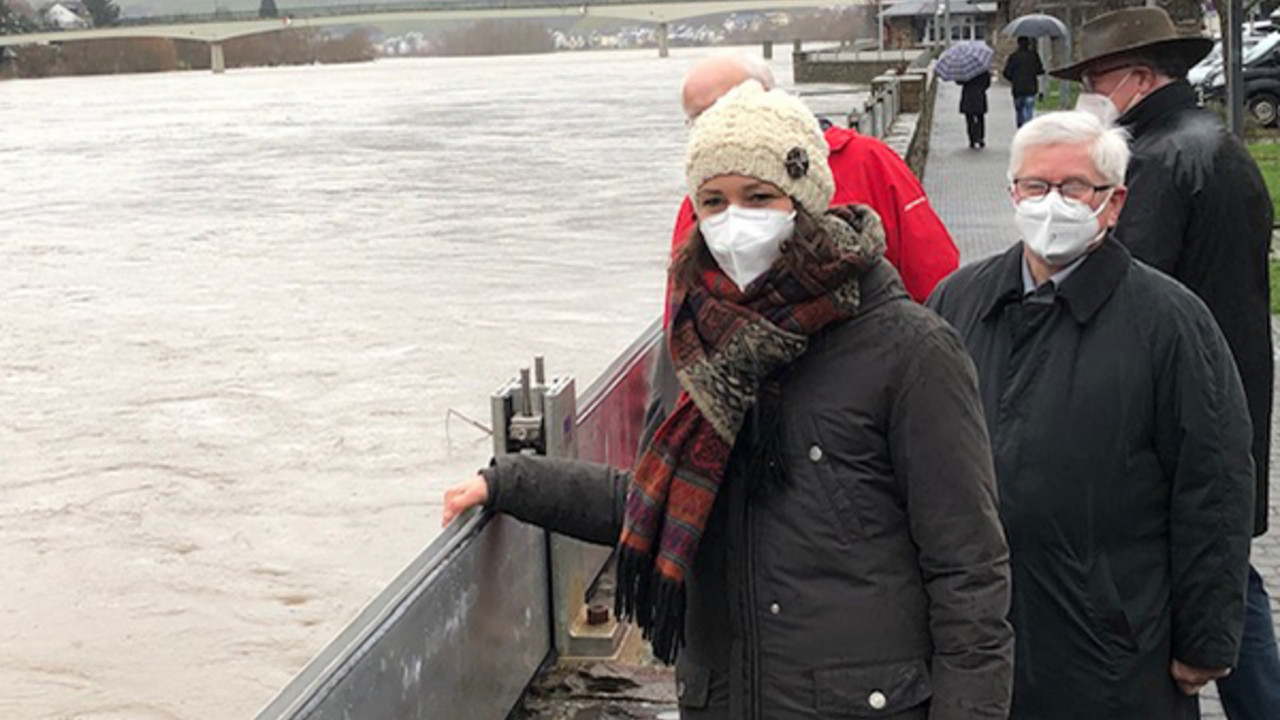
left=1012, top=178, right=1113, bottom=203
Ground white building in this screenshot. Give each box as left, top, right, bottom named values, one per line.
left=43, top=2, right=89, bottom=29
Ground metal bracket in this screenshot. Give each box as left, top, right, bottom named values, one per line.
left=491, top=356, right=627, bottom=661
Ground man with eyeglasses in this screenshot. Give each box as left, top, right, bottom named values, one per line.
left=928, top=110, right=1255, bottom=720
left=1053, top=9, right=1279, bottom=719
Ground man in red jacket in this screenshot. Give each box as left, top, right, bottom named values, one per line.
left=672, top=54, right=958, bottom=305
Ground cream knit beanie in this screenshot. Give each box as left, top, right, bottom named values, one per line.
left=685, top=80, right=834, bottom=215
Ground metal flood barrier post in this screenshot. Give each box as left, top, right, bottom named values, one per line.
left=253, top=319, right=664, bottom=720
left=490, top=356, right=629, bottom=659
left=850, top=75, right=901, bottom=140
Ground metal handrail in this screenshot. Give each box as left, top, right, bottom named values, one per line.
left=851, top=72, right=904, bottom=139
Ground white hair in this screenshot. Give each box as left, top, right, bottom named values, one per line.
left=1008, top=111, right=1131, bottom=186
left=686, top=50, right=776, bottom=89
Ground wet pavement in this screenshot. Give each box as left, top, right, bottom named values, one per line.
left=515, top=662, right=678, bottom=720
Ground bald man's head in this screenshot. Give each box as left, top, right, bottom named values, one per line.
left=681, top=53, right=775, bottom=120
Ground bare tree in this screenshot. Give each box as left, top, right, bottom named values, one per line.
left=0, top=0, right=15, bottom=34
left=0, top=0, right=33, bottom=34
left=82, top=0, right=120, bottom=28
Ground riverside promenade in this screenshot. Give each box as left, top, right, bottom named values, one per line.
left=922, top=80, right=1280, bottom=719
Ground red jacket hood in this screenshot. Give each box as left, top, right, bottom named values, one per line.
left=823, top=125, right=860, bottom=154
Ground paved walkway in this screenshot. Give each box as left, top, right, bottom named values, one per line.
left=922, top=80, right=1280, bottom=720
left=924, top=81, right=1023, bottom=263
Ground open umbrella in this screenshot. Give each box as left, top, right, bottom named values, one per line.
left=1003, top=13, right=1069, bottom=39
left=936, top=41, right=994, bottom=83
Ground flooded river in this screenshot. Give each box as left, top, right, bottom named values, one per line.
left=0, top=48, right=818, bottom=719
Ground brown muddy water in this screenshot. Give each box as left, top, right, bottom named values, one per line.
left=0, top=47, right=842, bottom=720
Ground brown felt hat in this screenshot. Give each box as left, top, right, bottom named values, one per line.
left=1050, top=7, right=1213, bottom=82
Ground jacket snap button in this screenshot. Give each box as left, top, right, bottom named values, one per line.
left=769, top=602, right=781, bottom=615
left=677, top=680, right=686, bottom=698
left=868, top=690, right=887, bottom=710
left=808, top=445, right=823, bottom=462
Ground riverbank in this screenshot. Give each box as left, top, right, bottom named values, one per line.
left=0, top=4, right=874, bottom=80
left=0, top=28, right=376, bottom=78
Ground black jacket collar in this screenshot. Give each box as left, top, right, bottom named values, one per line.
left=979, top=238, right=1132, bottom=325
left=1120, top=80, right=1197, bottom=139
left=857, top=258, right=910, bottom=314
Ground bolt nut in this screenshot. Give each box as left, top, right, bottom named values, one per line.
left=586, top=604, right=610, bottom=625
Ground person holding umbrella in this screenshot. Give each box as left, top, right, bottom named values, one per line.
left=1003, top=37, right=1045, bottom=127
left=1001, top=13, right=1069, bottom=121
left=960, top=69, right=991, bottom=149
left=937, top=40, right=994, bottom=149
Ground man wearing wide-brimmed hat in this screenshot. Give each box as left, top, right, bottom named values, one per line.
left=1053, top=7, right=1279, bottom=720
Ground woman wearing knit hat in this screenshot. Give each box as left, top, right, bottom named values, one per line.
left=442, top=81, right=1013, bottom=720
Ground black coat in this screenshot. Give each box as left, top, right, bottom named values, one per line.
left=928, top=240, right=1255, bottom=720
left=485, top=261, right=1014, bottom=720
left=1115, top=80, right=1274, bottom=536
left=1001, top=48, right=1044, bottom=97
left=959, top=71, right=990, bottom=116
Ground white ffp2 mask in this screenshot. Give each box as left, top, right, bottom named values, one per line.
left=1075, top=70, right=1141, bottom=126
left=1074, top=92, right=1120, bottom=126
left=1014, top=190, right=1111, bottom=266
left=700, top=205, right=796, bottom=291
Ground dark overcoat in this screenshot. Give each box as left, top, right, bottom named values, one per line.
left=1115, top=80, right=1274, bottom=536
left=1001, top=48, right=1044, bottom=97
left=960, top=71, right=990, bottom=116
left=927, top=240, right=1255, bottom=720
left=485, top=261, right=1014, bottom=720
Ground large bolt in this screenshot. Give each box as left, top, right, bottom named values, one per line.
left=586, top=604, right=609, bottom=626
left=519, top=368, right=532, bottom=416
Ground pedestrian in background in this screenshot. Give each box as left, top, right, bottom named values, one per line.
left=960, top=70, right=991, bottom=149
left=1003, top=36, right=1045, bottom=127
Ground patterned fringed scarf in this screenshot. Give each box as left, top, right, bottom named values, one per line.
left=616, top=205, right=886, bottom=664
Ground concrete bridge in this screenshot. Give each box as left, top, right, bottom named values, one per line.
left=0, top=0, right=853, bottom=71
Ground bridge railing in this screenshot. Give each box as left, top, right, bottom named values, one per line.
left=110, top=0, right=712, bottom=29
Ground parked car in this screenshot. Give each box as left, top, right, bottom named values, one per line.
left=1189, top=42, right=1225, bottom=87
left=1192, top=31, right=1273, bottom=85
left=1202, top=32, right=1280, bottom=126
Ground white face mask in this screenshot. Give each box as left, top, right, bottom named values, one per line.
left=1074, top=92, right=1120, bottom=126
left=700, top=205, right=796, bottom=291
left=1075, top=70, right=1142, bottom=126
left=1014, top=190, right=1112, bottom=266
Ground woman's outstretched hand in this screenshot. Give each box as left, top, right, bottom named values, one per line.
left=442, top=474, right=490, bottom=527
